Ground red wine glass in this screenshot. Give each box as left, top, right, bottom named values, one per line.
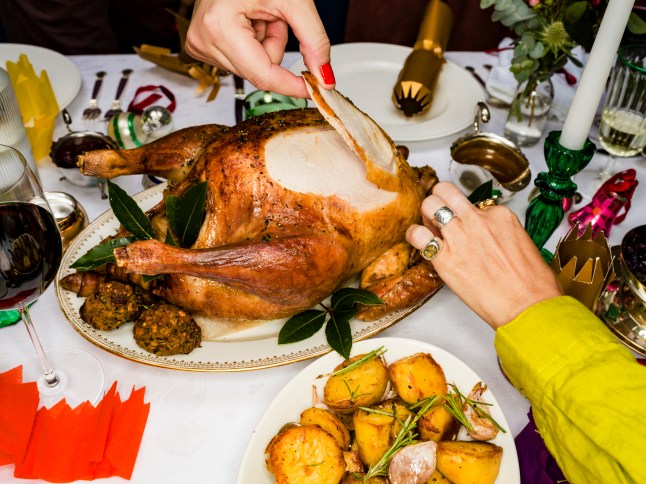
left=0, top=144, right=104, bottom=407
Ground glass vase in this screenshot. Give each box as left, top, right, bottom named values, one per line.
left=504, top=77, right=554, bottom=147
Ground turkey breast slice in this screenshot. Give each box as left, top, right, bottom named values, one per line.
left=264, top=126, right=397, bottom=212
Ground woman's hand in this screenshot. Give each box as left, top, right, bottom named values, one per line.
left=186, top=0, right=334, bottom=98
left=406, top=182, right=563, bottom=329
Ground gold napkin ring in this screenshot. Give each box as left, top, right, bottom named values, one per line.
left=433, top=206, right=457, bottom=227
left=421, top=237, right=442, bottom=261
left=475, top=198, right=497, bottom=211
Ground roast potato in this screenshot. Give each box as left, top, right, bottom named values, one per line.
left=435, top=441, right=503, bottom=484
left=266, top=425, right=346, bottom=484
left=388, top=353, right=447, bottom=404
left=418, top=400, right=460, bottom=442
left=300, top=407, right=351, bottom=450
left=352, top=399, right=413, bottom=466
left=341, top=474, right=388, bottom=483
left=324, top=353, right=388, bottom=414
left=426, top=469, right=452, bottom=483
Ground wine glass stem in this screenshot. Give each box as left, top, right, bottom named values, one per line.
left=599, top=155, right=617, bottom=181
left=19, top=303, right=59, bottom=387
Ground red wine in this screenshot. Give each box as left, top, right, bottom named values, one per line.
left=0, top=202, right=63, bottom=310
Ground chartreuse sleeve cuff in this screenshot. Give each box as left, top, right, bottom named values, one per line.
left=494, top=295, right=646, bottom=483
left=493, top=295, right=633, bottom=404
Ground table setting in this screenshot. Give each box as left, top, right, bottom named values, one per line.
left=0, top=0, right=645, bottom=482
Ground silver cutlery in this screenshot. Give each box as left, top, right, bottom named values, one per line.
left=234, top=74, right=245, bottom=124
left=104, top=69, right=133, bottom=120
left=82, top=71, right=106, bottom=120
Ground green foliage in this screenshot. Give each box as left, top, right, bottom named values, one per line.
left=481, top=0, right=640, bottom=87
left=107, top=180, right=155, bottom=241
left=70, top=237, right=132, bottom=271
left=165, top=182, right=208, bottom=247
left=278, top=287, right=383, bottom=360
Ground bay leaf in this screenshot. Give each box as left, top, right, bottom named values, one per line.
left=70, top=237, right=131, bottom=271
left=107, top=180, right=155, bottom=241
left=278, top=310, right=327, bottom=344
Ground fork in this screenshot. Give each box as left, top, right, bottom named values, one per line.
left=82, top=71, right=106, bottom=120
left=104, top=69, right=133, bottom=120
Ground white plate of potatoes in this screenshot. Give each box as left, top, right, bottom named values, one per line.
left=237, top=336, right=520, bottom=483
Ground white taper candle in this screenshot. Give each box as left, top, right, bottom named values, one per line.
left=559, top=0, right=635, bottom=150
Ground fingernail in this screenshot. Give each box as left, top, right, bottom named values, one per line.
left=320, top=63, right=335, bottom=85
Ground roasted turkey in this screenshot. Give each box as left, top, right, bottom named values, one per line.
left=75, top=73, right=441, bottom=321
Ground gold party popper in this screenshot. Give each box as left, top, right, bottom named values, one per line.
left=392, top=0, right=453, bottom=117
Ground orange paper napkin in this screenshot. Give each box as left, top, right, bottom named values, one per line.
left=0, top=366, right=149, bottom=482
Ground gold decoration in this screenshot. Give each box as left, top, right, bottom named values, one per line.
left=392, top=0, right=453, bottom=117
left=134, top=11, right=222, bottom=102
left=551, top=223, right=616, bottom=312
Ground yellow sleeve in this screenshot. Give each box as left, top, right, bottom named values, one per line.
left=494, top=296, right=646, bottom=483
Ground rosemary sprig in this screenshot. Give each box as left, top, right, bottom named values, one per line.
left=328, top=347, right=387, bottom=377
left=442, top=392, right=474, bottom=431
left=363, top=396, right=439, bottom=480
left=451, top=384, right=506, bottom=433
left=442, top=384, right=506, bottom=433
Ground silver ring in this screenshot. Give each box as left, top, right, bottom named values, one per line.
left=433, top=206, right=457, bottom=227
left=420, top=237, right=442, bottom=261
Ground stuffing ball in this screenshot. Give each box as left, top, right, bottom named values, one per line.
left=80, top=281, right=141, bottom=331
left=133, top=303, right=202, bottom=356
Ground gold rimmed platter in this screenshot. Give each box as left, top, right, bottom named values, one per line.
left=55, top=184, right=438, bottom=371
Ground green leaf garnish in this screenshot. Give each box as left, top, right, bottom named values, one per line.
left=107, top=180, right=155, bottom=241
left=325, top=309, right=354, bottom=360
left=166, top=195, right=180, bottom=234
left=70, top=237, right=132, bottom=271
left=278, top=310, right=326, bottom=344
left=448, top=384, right=506, bottom=433
left=278, top=288, right=383, bottom=359
left=331, top=287, right=383, bottom=312
left=165, top=229, right=179, bottom=248
left=166, top=182, right=207, bottom=246
left=467, top=180, right=493, bottom=204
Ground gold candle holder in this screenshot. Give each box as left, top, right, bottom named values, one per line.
left=550, top=223, right=615, bottom=312
left=392, top=0, right=453, bottom=117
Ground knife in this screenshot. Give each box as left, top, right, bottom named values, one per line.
left=234, top=75, right=245, bottom=124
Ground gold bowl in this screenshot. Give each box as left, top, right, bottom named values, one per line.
left=450, top=102, right=531, bottom=201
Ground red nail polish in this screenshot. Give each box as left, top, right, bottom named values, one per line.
left=320, top=63, right=335, bottom=85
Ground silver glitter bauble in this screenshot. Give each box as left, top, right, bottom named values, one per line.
left=142, top=105, right=173, bottom=139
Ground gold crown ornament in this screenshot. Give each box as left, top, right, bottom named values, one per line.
left=550, top=223, right=615, bottom=312
left=392, top=0, right=453, bottom=117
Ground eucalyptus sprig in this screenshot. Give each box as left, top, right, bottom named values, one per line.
left=481, top=0, right=646, bottom=86
left=278, top=287, right=383, bottom=359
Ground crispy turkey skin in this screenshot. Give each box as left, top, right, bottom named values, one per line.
left=78, top=75, right=428, bottom=321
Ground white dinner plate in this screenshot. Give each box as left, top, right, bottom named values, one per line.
left=0, top=43, right=82, bottom=110
left=55, top=185, right=440, bottom=371
left=237, top=336, right=520, bottom=483
left=289, top=43, right=485, bottom=142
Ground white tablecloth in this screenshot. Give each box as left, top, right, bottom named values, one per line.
left=1, top=51, right=645, bottom=484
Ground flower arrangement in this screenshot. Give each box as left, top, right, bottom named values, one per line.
left=481, top=0, right=645, bottom=85
left=482, top=0, right=645, bottom=144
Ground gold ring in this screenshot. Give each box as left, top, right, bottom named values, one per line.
left=475, top=198, right=497, bottom=211
left=420, top=237, right=442, bottom=261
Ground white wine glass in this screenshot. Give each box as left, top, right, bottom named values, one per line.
left=576, top=44, right=646, bottom=197
left=0, top=144, right=104, bottom=407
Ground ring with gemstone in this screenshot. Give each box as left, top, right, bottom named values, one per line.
left=475, top=198, right=497, bottom=211
left=420, top=237, right=442, bottom=261
left=433, top=206, right=457, bottom=227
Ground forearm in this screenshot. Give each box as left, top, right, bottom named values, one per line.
left=495, top=296, right=646, bottom=483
